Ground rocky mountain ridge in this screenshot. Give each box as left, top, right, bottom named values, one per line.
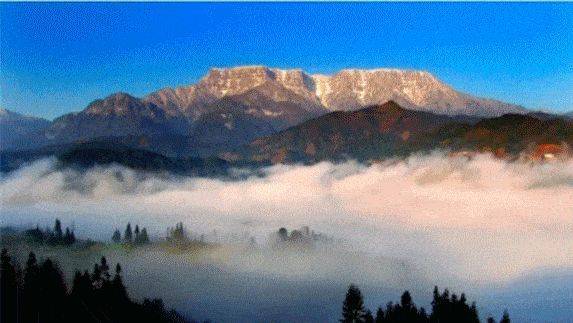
left=1, top=66, right=530, bottom=155
left=147, top=66, right=526, bottom=118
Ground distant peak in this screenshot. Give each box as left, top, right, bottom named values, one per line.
left=106, top=92, right=137, bottom=100
left=383, top=100, right=401, bottom=107
left=375, top=100, right=405, bottom=111
left=0, top=108, right=50, bottom=123
left=85, top=92, right=144, bottom=116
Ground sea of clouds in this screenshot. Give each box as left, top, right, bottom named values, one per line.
left=1, top=152, right=572, bottom=282
left=1, top=152, right=572, bottom=321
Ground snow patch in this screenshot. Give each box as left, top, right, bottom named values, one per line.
left=262, top=109, right=284, bottom=117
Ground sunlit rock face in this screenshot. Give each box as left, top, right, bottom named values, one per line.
left=146, top=66, right=324, bottom=119
left=310, top=68, right=525, bottom=116
left=147, top=66, right=526, bottom=118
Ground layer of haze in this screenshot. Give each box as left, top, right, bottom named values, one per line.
left=1, top=152, right=572, bottom=322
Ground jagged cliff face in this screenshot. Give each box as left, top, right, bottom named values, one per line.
left=146, top=66, right=525, bottom=118
left=145, top=66, right=324, bottom=119
left=312, top=69, right=465, bottom=112
left=314, top=69, right=526, bottom=116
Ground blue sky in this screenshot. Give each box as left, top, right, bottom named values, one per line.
left=1, top=2, right=572, bottom=119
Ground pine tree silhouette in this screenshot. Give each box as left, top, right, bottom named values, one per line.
left=39, top=258, right=67, bottom=322
left=1, top=248, right=19, bottom=323
left=341, top=284, right=367, bottom=323
left=141, top=228, right=150, bottom=244
left=100, top=256, right=111, bottom=282
left=500, top=310, right=510, bottom=323
left=135, top=225, right=140, bottom=242
left=112, top=263, right=129, bottom=303
left=64, top=227, right=76, bottom=245
left=375, top=307, right=385, bottom=323
left=364, top=309, right=374, bottom=323
left=0, top=248, right=191, bottom=323
left=23, top=252, right=41, bottom=322
left=54, top=218, right=63, bottom=240
left=125, top=223, right=133, bottom=243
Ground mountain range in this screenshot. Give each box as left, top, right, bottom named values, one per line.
left=145, top=66, right=526, bottom=117
left=2, top=65, right=570, bottom=172
left=1, top=66, right=527, bottom=155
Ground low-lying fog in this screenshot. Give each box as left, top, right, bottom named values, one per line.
left=1, top=152, right=572, bottom=322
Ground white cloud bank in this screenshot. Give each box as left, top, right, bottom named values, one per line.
left=1, top=153, right=572, bottom=286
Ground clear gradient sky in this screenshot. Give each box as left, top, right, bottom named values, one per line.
left=1, top=2, right=572, bottom=119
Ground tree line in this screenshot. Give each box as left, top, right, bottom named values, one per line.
left=112, top=223, right=150, bottom=245
left=0, top=248, right=196, bottom=323
left=24, top=219, right=76, bottom=246
left=273, top=226, right=330, bottom=248
left=21, top=219, right=195, bottom=247
left=340, top=285, right=510, bottom=323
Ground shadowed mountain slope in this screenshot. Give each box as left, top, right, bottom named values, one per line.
left=234, top=101, right=572, bottom=164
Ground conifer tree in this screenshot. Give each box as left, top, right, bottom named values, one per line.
left=39, top=258, right=67, bottom=321
left=112, top=263, right=129, bottom=304
left=278, top=227, right=288, bottom=241
left=71, top=270, right=92, bottom=299
left=112, top=229, right=122, bottom=243
left=169, top=222, right=187, bottom=243
left=0, top=247, right=189, bottom=323
left=419, top=307, right=429, bottom=322
left=140, top=228, right=150, bottom=244
left=1, top=249, right=19, bottom=323
left=375, top=307, right=385, bottom=323
left=134, top=225, right=140, bottom=242
left=500, top=310, right=510, bottom=323
left=91, top=262, right=102, bottom=289
left=23, top=252, right=41, bottom=322
left=100, top=256, right=111, bottom=282
left=124, top=223, right=133, bottom=243
left=64, top=227, right=76, bottom=245
left=364, top=309, right=374, bottom=323
left=341, top=284, right=366, bottom=323
left=54, top=218, right=63, bottom=240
